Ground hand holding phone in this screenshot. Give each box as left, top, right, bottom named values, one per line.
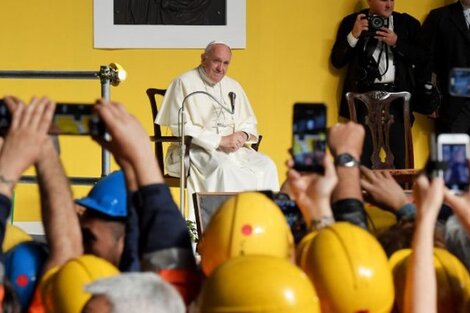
left=437, top=133, right=470, bottom=193
left=292, top=103, right=327, bottom=173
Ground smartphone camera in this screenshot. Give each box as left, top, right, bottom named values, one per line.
left=292, top=103, right=327, bottom=173
left=437, top=134, right=470, bottom=193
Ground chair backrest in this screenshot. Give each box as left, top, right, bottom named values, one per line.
left=345, top=91, right=413, bottom=169
left=146, top=88, right=188, bottom=188
left=147, top=88, right=167, bottom=172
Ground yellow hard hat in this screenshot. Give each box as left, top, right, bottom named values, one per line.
left=198, top=192, right=294, bottom=276
left=2, top=224, right=32, bottom=252
left=390, top=248, right=470, bottom=313
left=42, top=254, right=119, bottom=313
left=296, top=230, right=317, bottom=268
left=200, top=255, right=320, bottom=313
left=302, top=222, right=394, bottom=313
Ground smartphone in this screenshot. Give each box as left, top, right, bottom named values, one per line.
left=0, top=99, right=105, bottom=137
left=292, top=103, right=327, bottom=173
left=437, top=133, right=470, bottom=193
left=449, top=67, right=470, bottom=98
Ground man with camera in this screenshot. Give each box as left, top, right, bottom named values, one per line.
left=330, top=0, right=424, bottom=169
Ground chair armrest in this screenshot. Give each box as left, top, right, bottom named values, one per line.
left=149, top=135, right=192, bottom=178
left=251, top=135, right=263, bottom=152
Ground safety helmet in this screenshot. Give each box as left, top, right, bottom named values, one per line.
left=200, top=255, right=320, bottom=313
left=302, top=222, right=394, bottom=313
left=42, top=254, right=119, bottom=313
left=390, top=248, right=470, bottom=313
left=198, top=192, right=294, bottom=276
left=296, top=231, right=318, bottom=268
left=2, top=224, right=32, bottom=252
left=4, top=241, right=48, bottom=310
left=75, top=170, right=127, bottom=217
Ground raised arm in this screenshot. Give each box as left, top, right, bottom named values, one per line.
left=327, top=122, right=368, bottom=229
left=404, top=174, right=444, bottom=313
left=286, top=155, right=338, bottom=231
left=0, top=97, right=56, bottom=262
left=93, top=99, right=198, bottom=303
left=35, top=137, right=83, bottom=271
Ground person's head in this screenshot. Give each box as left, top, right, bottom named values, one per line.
left=42, top=255, right=119, bottom=313
left=377, top=218, right=446, bottom=257
left=82, top=273, right=185, bottom=313
left=76, top=171, right=128, bottom=267
left=301, top=222, right=394, bottom=313
left=4, top=241, right=48, bottom=310
left=390, top=248, right=470, bottom=313
left=200, top=255, right=320, bottom=313
left=367, top=0, right=394, bottom=17
left=80, top=212, right=126, bottom=267
left=200, top=41, right=232, bottom=84
left=198, top=192, right=294, bottom=276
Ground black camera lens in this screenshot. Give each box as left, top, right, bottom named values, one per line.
left=370, top=16, right=385, bottom=29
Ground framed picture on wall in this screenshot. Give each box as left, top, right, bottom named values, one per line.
left=93, top=0, right=246, bottom=49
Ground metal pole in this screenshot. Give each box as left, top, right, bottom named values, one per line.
left=100, top=66, right=112, bottom=177
left=179, top=107, right=186, bottom=217
left=0, top=70, right=99, bottom=79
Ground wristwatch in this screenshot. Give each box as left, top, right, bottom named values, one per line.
left=334, top=153, right=360, bottom=168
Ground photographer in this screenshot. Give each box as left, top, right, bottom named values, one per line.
left=330, top=0, right=425, bottom=168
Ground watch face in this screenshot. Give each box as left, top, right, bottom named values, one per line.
left=336, top=153, right=359, bottom=167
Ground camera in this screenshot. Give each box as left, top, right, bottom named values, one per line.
left=362, top=15, right=389, bottom=37
left=0, top=99, right=105, bottom=137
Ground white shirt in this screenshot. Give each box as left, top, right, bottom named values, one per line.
left=347, top=15, right=396, bottom=83
left=463, top=8, right=470, bottom=28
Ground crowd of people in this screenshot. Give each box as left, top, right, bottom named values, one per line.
left=0, top=0, right=469, bottom=312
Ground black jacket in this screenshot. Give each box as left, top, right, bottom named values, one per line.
left=421, top=2, right=470, bottom=123
left=331, top=9, right=424, bottom=118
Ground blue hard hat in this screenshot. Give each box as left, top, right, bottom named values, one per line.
left=75, top=170, right=128, bottom=217
left=5, top=241, right=48, bottom=310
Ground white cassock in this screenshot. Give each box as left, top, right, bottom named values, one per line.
left=155, top=67, right=279, bottom=220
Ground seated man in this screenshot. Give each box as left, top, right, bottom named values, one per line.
left=155, top=41, right=279, bottom=219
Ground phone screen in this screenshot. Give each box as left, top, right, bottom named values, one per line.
left=0, top=100, right=105, bottom=137
left=292, top=103, right=327, bottom=173
left=441, top=143, right=469, bottom=192
left=449, top=68, right=470, bottom=98
left=50, top=104, right=104, bottom=136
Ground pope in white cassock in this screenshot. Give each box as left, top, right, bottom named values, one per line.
left=155, top=41, right=279, bottom=221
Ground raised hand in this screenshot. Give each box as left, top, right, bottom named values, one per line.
left=0, top=96, right=55, bottom=196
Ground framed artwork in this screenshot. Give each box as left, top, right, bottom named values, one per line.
left=94, top=0, right=246, bottom=49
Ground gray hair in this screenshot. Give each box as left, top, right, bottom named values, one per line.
left=85, top=272, right=185, bottom=313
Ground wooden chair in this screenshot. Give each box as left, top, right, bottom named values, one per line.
left=345, top=91, right=414, bottom=169
left=146, top=88, right=192, bottom=188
